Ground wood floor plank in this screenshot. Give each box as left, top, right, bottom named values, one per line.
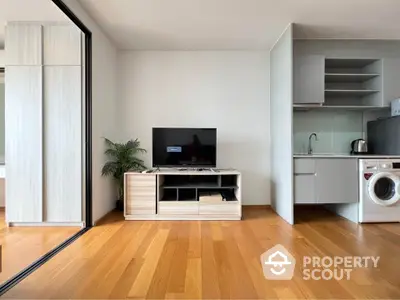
left=200, top=222, right=221, bottom=300
left=184, top=258, right=202, bottom=299
left=0, top=210, right=80, bottom=284
left=145, top=223, right=178, bottom=300
left=166, top=222, right=190, bottom=294
left=222, top=224, right=258, bottom=299
left=128, top=228, right=170, bottom=298
left=2, top=207, right=400, bottom=299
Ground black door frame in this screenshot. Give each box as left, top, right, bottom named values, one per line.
left=0, top=0, right=93, bottom=294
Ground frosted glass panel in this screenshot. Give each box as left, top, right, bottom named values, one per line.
left=293, top=110, right=363, bottom=154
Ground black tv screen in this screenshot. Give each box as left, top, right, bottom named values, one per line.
left=152, top=128, right=217, bottom=167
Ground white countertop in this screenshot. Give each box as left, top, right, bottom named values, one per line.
left=294, top=154, right=400, bottom=159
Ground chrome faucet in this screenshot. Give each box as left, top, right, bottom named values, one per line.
left=308, top=133, right=318, bottom=155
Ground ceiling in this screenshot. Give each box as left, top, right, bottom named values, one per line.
left=78, top=0, right=400, bottom=50
left=0, top=0, right=71, bottom=48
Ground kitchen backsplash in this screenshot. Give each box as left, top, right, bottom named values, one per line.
left=293, top=110, right=363, bottom=154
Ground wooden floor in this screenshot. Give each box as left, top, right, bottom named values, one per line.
left=0, top=209, right=80, bottom=284
left=2, top=206, right=400, bottom=299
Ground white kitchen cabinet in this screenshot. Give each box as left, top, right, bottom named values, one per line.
left=294, top=158, right=358, bottom=204
left=294, top=158, right=317, bottom=204
left=5, top=23, right=42, bottom=66
left=294, top=158, right=316, bottom=174
left=294, top=175, right=316, bottom=203
left=315, top=159, right=358, bottom=204
left=293, top=55, right=325, bottom=104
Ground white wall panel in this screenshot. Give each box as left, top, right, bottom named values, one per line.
left=44, top=66, right=82, bottom=222
left=43, top=25, right=81, bottom=66
left=5, top=24, right=42, bottom=66
left=5, top=66, right=43, bottom=222
left=270, top=24, right=294, bottom=224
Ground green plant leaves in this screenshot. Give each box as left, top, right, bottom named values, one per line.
left=101, top=138, right=147, bottom=199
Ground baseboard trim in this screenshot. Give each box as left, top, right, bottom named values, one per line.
left=9, top=222, right=84, bottom=228
left=125, top=215, right=241, bottom=221
left=243, top=205, right=271, bottom=209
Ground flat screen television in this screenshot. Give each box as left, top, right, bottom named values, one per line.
left=152, top=128, right=217, bottom=167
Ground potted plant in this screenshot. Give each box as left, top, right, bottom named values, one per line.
left=101, top=138, right=147, bottom=211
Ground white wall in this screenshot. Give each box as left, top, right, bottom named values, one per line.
left=117, top=51, right=270, bottom=205
left=63, top=0, right=118, bottom=224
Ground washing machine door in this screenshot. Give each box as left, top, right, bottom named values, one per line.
left=368, top=172, right=400, bottom=206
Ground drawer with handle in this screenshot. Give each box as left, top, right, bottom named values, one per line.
left=294, top=158, right=316, bottom=174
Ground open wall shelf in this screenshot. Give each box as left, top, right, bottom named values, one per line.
left=159, top=174, right=239, bottom=202
left=325, top=73, right=379, bottom=83
left=324, top=89, right=379, bottom=97
left=325, top=58, right=380, bottom=71
left=293, top=104, right=390, bottom=111
left=324, top=58, right=383, bottom=107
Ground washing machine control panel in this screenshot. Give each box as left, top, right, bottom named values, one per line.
left=380, top=163, right=392, bottom=169
left=378, top=162, right=400, bottom=170
left=360, top=160, right=400, bottom=171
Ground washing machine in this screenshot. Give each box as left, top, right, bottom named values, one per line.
left=359, top=159, right=400, bottom=223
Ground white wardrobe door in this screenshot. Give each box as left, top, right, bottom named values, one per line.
left=5, top=66, right=43, bottom=222
left=43, top=25, right=81, bottom=66
left=5, top=24, right=42, bottom=66
left=44, top=66, right=82, bottom=222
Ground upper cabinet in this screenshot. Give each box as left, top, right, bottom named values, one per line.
left=43, top=25, right=81, bottom=66
left=5, top=23, right=42, bottom=66
left=382, top=58, right=400, bottom=107
left=5, top=24, right=82, bottom=66
left=294, top=54, right=325, bottom=104
left=293, top=40, right=400, bottom=110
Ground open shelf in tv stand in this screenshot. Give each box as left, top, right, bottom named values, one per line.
left=124, top=169, right=242, bottom=220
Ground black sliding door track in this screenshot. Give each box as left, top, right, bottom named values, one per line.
left=0, top=0, right=93, bottom=295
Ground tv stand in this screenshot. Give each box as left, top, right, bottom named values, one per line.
left=124, top=169, right=241, bottom=220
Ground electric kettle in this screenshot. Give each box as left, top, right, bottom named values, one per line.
left=351, top=139, right=368, bottom=154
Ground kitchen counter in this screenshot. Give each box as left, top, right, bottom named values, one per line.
left=293, top=154, right=400, bottom=159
